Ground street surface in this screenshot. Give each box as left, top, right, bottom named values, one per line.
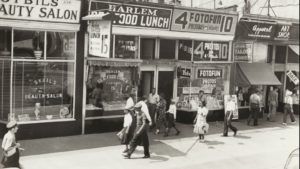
left=16, top=118, right=299, bottom=169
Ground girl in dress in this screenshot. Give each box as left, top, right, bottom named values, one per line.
left=193, top=101, right=209, bottom=142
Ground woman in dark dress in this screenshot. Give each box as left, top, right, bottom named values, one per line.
left=155, top=93, right=167, bottom=135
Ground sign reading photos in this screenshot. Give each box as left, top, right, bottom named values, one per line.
left=234, top=42, right=253, bottom=61
left=193, top=41, right=229, bottom=61
left=171, top=9, right=238, bottom=35
left=90, top=1, right=172, bottom=29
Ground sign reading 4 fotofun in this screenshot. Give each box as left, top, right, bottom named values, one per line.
left=0, top=0, right=81, bottom=23
left=171, top=9, right=238, bottom=35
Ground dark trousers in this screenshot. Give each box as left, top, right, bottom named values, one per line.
left=283, top=104, right=296, bottom=123
left=128, top=129, right=150, bottom=157
left=248, top=105, right=259, bottom=126
left=2, top=148, right=20, bottom=168
left=223, top=111, right=237, bottom=136
left=199, top=134, right=204, bottom=140
left=148, top=103, right=156, bottom=125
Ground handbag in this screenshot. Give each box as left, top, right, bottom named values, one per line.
left=116, top=128, right=126, bottom=140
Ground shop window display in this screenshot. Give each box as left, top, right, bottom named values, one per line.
left=86, top=66, right=137, bottom=115
left=115, top=35, right=139, bottom=59
left=0, top=29, right=76, bottom=122
left=193, top=41, right=229, bottom=61
left=12, top=62, right=74, bottom=121
left=178, top=40, right=192, bottom=61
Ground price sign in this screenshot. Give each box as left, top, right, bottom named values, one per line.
left=88, top=20, right=111, bottom=58
left=193, top=41, right=228, bottom=61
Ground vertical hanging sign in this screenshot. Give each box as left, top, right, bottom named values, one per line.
left=88, top=20, right=111, bottom=58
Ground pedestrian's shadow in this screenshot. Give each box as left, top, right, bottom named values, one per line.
left=149, top=155, right=169, bottom=163
left=234, top=134, right=251, bottom=139
left=204, top=140, right=225, bottom=146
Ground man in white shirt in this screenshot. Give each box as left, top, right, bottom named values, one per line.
left=247, top=89, right=261, bottom=126
left=148, top=88, right=159, bottom=126
left=223, top=96, right=238, bottom=137
left=282, top=90, right=296, bottom=126
left=139, top=96, right=153, bottom=127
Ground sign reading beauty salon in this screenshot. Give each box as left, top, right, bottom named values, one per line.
left=171, top=8, right=238, bottom=35
left=0, top=0, right=81, bottom=23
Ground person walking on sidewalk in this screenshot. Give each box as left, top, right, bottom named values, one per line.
left=155, top=93, right=167, bottom=135
left=164, top=99, right=180, bottom=137
left=1, top=121, right=22, bottom=168
left=148, top=88, right=159, bottom=128
left=193, top=101, right=209, bottom=142
left=267, top=87, right=278, bottom=122
left=223, top=96, right=238, bottom=137
left=282, top=90, right=296, bottom=126
left=248, top=89, right=261, bottom=126
left=124, top=102, right=150, bottom=159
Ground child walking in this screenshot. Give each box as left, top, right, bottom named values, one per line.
left=193, top=101, right=209, bottom=142
left=164, top=99, right=180, bottom=137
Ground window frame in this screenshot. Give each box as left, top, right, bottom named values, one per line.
left=0, top=28, right=77, bottom=124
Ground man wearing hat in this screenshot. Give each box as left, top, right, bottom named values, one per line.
left=1, top=120, right=21, bottom=168
left=124, top=102, right=150, bottom=159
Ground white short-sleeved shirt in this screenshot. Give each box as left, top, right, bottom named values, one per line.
left=167, top=104, right=177, bottom=119
left=148, top=93, right=159, bottom=104
left=123, top=113, right=132, bottom=128
left=1, top=131, right=17, bottom=156
left=140, top=101, right=152, bottom=123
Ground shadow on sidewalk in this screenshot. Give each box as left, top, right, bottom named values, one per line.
left=1, top=114, right=297, bottom=157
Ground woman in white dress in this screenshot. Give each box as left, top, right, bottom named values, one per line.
left=193, top=101, right=209, bottom=142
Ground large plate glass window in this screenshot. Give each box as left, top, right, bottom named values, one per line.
left=160, top=39, right=175, bottom=59
left=0, top=28, right=12, bottom=58
left=178, top=40, right=192, bottom=61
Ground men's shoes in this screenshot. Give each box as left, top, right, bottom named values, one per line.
left=123, top=153, right=131, bottom=159
left=122, top=149, right=129, bottom=153
left=234, top=130, right=238, bottom=136
left=222, top=134, right=228, bottom=137
left=176, top=131, right=180, bottom=136
left=291, top=121, right=297, bottom=124
left=142, top=155, right=150, bottom=158
left=282, top=123, right=287, bottom=126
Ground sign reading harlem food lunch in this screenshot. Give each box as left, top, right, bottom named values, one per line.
left=0, top=0, right=81, bottom=23
left=171, top=8, right=238, bottom=35
left=90, top=1, right=172, bottom=29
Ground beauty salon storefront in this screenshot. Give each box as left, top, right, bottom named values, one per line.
left=0, top=0, right=83, bottom=139
left=83, top=0, right=238, bottom=130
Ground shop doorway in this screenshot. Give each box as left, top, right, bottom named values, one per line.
left=158, top=71, right=174, bottom=108
left=138, top=71, right=154, bottom=100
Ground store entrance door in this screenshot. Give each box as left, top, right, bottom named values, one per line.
left=158, top=71, right=174, bottom=108
left=139, top=71, right=154, bottom=100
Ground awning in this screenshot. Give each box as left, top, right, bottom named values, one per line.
left=0, top=19, right=80, bottom=31
left=87, top=58, right=142, bottom=67
left=289, top=45, right=299, bottom=56
left=236, top=63, right=281, bottom=86
left=82, top=12, right=112, bottom=21
left=113, top=27, right=234, bottom=41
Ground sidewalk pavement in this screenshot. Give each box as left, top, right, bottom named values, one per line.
left=1, top=113, right=298, bottom=157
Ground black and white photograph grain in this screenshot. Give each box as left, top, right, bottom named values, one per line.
left=0, top=0, right=299, bottom=169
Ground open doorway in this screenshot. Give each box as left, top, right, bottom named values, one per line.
left=138, top=71, right=154, bottom=100
left=158, top=71, right=174, bottom=108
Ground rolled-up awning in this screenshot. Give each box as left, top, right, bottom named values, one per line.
left=236, top=63, right=281, bottom=87
left=289, top=45, right=299, bottom=56
left=87, top=58, right=142, bottom=67
left=113, top=27, right=234, bottom=41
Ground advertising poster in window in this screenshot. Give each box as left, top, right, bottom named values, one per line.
left=90, top=1, right=172, bottom=29
left=88, top=20, right=111, bottom=58
left=224, top=95, right=239, bottom=120
left=234, top=42, right=253, bottom=61
left=193, top=41, right=229, bottom=61
left=178, top=40, right=192, bottom=61
left=115, top=35, right=138, bottom=59
left=88, top=67, right=134, bottom=111
left=171, top=9, right=238, bottom=35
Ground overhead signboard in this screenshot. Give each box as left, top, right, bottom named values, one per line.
left=0, top=0, right=81, bottom=23
left=171, top=9, right=238, bottom=35
left=88, top=20, right=111, bottom=58
left=274, top=24, right=291, bottom=40
left=234, top=42, right=253, bottom=61
left=90, top=1, right=172, bottom=29
left=197, top=69, right=223, bottom=78
left=238, top=21, right=276, bottom=40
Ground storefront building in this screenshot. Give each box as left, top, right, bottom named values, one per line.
left=233, top=14, right=299, bottom=115
left=83, top=0, right=238, bottom=130
left=0, top=0, right=84, bottom=139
